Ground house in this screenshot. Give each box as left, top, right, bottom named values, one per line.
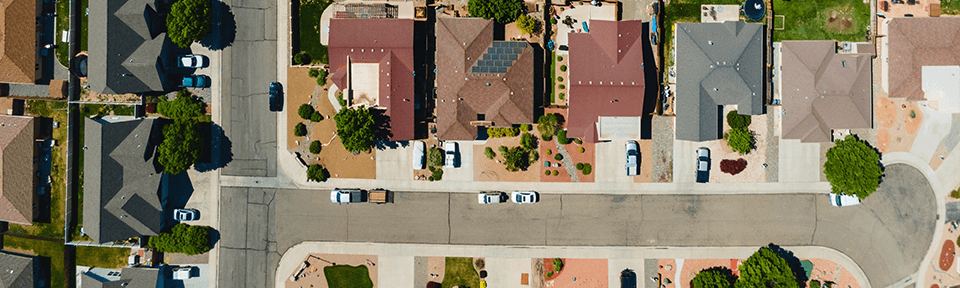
left=80, top=267, right=161, bottom=288
left=89, top=0, right=173, bottom=94
left=0, top=251, right=38, bottom=288
left=328, top=18, right=415, bottom=141
left=83, top=116, right=163, bottom=243
left=675, top=21, right=764, bottom=141
left=0, top=0, right=42, bottom=84
left=567, top=20, right=647, bottom=142
left=0, top=115, right=39, bottom=225
left=780, top=41, right=872, bottom=142
left=435, top=18, right=535, bottom=140
left=888, top=18, right=960, bottom=103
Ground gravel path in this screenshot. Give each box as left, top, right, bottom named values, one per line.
left=765, top=111, right=779, bottom=182
left=555, top=141, right=580, bottom=182
left=651, top=116, right=674, bottom=182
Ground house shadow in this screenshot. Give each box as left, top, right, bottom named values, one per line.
left=640, top=22, right=660, bottom=140
left=372, top=109, right=401, bottom=150
left=199, top=0, right=237, bottom=51
left=194, top=122, right=233, bottom=172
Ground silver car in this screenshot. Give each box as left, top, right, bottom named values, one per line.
left=412, top=141, right=425, bottom=170
left=444, top=142, right=458, bottom=168
left=511, top=191, right=539, bottom=204
left=173, top=209, right=199, bottom=221
left=478, top=191, right=505, bottom=204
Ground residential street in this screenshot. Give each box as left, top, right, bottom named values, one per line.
left=217, top=163, right=935, bottom=288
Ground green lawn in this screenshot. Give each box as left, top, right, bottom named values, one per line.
left=662, top=0, right=742, bottom=80
left=441, top=257, right=481, bottom=288
left=3, top=237, right=65, bottom=288
left=76, top=246, right=130, bottom=269
left=943, top=0, right=960, bottom=14
left=323, top=265, right=373, bottom=288
left=298, top=0, right=333, bottom=64
left=55, top=0, right=88, bottom=67
left=10, top=101, right=69, bottom=239
left=772, top=0, right=871, bottom=41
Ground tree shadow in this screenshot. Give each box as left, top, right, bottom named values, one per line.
left=160, top=172, right=194, bottom=229
left=371, top=109, right=400, bottom=150
left=194, top=122, right=233, bottom=172
left=767, top=244, right=809, bottom=285
left=199, top=0, right=237, bottom=51
left=209, top=228, right=220, bottom=248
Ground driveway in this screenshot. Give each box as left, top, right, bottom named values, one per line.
left=376, top=141, right=416, bottom=181
left=219, top=164, right=934, bottom=288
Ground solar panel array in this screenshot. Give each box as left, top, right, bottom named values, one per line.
left=471, top=41, right=527, bottom=74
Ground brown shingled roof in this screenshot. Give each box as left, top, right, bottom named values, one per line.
left=328, top=18, right=415, bottom=141
left=567, top=20, right=646, bottom=143
left=0, top=115, right=36, bottom=224
left=0, top=0, right=39, bottom=84
left=435, top=18, right=535, bottom=140
left=888, top=17, right=960, bottom=101
left=781, top=41, right=872, bottom=143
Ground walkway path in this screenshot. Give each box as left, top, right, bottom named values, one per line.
left=555, top=141, right=579, bottom=182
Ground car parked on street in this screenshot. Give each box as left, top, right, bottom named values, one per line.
left=413, top=141, right=425, bottom=170
left=829, top=193, right=861, bottom=207
left=269, top=82, right=283, bottom=111
left=696, top=147, right=710, bottom=183
left=625, top=140, right=639, bottom=176
left=177, top=54, right=209, bottom=68
left=511, top=191, right=539, bottom=204
left=444, top=142, right=458, bottom=168
left=478, top=191, right=505, bottom=204
left=181, top=75, right=210, bottom=88
left=173, top=209, right=200, bottom=221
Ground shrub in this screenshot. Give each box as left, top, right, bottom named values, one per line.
left=546, top=149, right=552, bottom=155
left=557, top=129, right=571, bottom=144
left=910, top=110, right=916, bottom=118
left=503, top=146, right=531, bottom=172
left=298, top=104, right=315, bottom=120
left=528, top=149, right=539, bottom=163
left=488, top=127, right=520, bottom=138
left=692, top=269, right=733, bottom=288
left=578, top=147, right=585, bottom=153
left=810, top=280, right=822, bottom=288
left=557, top=76, right=564, bottom=82
left=294, top=123, right=307, bottom=137
left=316, top=75, right=327, bottom=86
left=725, top=127, right=753, bottom=155
left=581, top=163, right=592, bottom=175
left=726, top=110, right=752, bottom=129
left=307, top=164, right=327, bottom=182
left=545, top=170, right=551, bottom=176
left=475, top=258, right=485, bottom=270
left=734, top=247, right=798, bottom=288
left=336, top=91, right=347, bottom=107
left=952, top=189, right=960, bottom=199
left=309, top=140, right=322, bottom=154
left=575, top=138, right=582, bottom=145
left=428, top=147, right=444, bottom=167
left=499, top=146, right=508, bottom=153
left=551, top=18, right=557, bottom=24
left=468, top=0, right=523, bottom=23
left=560, top=65, right=567, bottom=71
left=516, top=14, right=541, bottom=35
left=553, top=258, right=563, bottom=271
left=308, top=68, right=320, bottom=78
left=546, top=271, right=554, bottom=277
left=310, top=112, right=324, bottom=122
left=293, top=51, right=312, bottom=65
left=485, top=147, right=496, bottom=159
left=520, top=124, right=531, bottom=131
left=559, top=93, right=565, bottom=100
left=720, top=158, right=747, bottom=175
left=824, top=135, right=882, bottom=200
left=430, top=166, right=444, bottom=180
left=576, top=163, right=583, bottom=170
left=552, top=170, right=559, bottom=176
left=520, top=133, right=536, bottom=149
left=554, top=154, right=563, bottom=161
left=148, top=223, right=210, bottom=255
left=559, top=84, right=565, bottom=90
left=557, top=56, right=563, bottom=61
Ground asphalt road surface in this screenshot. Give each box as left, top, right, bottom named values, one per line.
left=217, top=164, right=935, bottom=288
left=219, top=0, right=278, bottom=177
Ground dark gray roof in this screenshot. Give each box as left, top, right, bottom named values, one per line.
left=675, top=21, right=764, bottom=141
left=81, top=267, right=161, bottom=288
left=0, top=251, right=36, bottom=288
left=89, top=0, right=171, bottom=94
left=83, top=117, right=163, bottom=243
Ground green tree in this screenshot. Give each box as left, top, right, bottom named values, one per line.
left=307, top=164, right=327, bottom=182
left=334, top=106, right=376, bottom=153
left=520, top=132, right=536, bottom=149
left=468, top=0, right=523, bottom=23
left=725, top=127, right=754, bottom=155
left=294, top=123, right=307, bottom=137
left=294, top=51, right=312, bottom=65
left=516, top=14, right=541, bottom=35
left=308, top=68, right=320, bottom=78
left=537, top=113, right=558, bottom=141
left=824, top=135, right=882, bottom=199
left=158, top=119, right=203, bottom=175
left=692, top=269, right=732, bottom=288
left=309, top=140, right=322, bottom=154
left=726, top=110, right=752, bottom=129
left=158, top=90, right=204, bottom=119
left=485, top=147, right=496, bottom=159
left=735, top=247, right=799, bottom=288
left=148, top=223, right=210, bottom=255
left=428, top=147, right=444, bottom=167
left=503, top=146, right=529, bottom=172
left=298, top=104, right=316, bottom=120
left=557, top=129, right=571, bottom=144
left=166, top=0, right=212, bottom=48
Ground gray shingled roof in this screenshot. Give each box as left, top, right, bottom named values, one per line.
left=675, top=21, right=764, bottom=141
left=81, top=267, right=161, bottom=288
left=83, top=117, right=164, bottom=243
left=88, top=0, right=171, bottom=94
left=0, top=251, right=36, bottom=288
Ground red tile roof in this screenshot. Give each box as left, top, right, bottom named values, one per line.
left=567, top=20, right=646, bottom=142
left=888, top=18, right=960, bottom=101
left=328, top=18, right=415, bottom=141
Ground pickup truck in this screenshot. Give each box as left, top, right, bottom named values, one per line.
left=330, top=188, right=366, bottom=204
left=625, top=140, right=639, bottom=176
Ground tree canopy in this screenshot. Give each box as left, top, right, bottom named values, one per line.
left=148, top=223, right=211, bottom=255
left=537, top=113, right=559, bottom=141
left=516, top=14, right=541, bottom=35
left=468, top=0, right=523, bottom=24
left=158, top=118, right=203, bottom=175
left=158, top=90, right=205, bottom=119
left=824, top=135, right=882, bottom=199
left=726, top=110, right=752, bottom=129
left=734, top=247, right=799, bottom=288
left=725, top=127, right=754, bottom=155
left=307, top=164, right=327, bottom=182
left=692, top=269, right=733, bottom=288
left=334, top=106, right=376, bottom=153
left=167, top=0, right=212, bottom=48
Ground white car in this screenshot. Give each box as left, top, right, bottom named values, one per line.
left=173, top=209, right=199, bottom=221
left=511, top=191, right=539, bottom=204
left=412, top=141, right=425, bottom=170
left=444, top=142, right=458, bottom=168
left=696, top=147, right=709, bottom=183
left=177, top=54, right=209, bottom=68
left=478, top=192, right=505, bottom=204
left=829, top=193, right=861, bottom=207
left=625, top=140, right=639, bottom=176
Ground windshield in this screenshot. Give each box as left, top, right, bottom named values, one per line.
left=515, top=194, right=523, bottom=202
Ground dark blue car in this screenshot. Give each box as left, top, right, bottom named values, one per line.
left=269, top=82, right=283, bottom=111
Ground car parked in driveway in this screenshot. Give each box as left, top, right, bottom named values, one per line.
left=829, top=193, right=861, bottom=207
left=177, top=54, right=209, bottom=68
left=696, top=147, right=710, bottom=183
left=620, top=269, right=637, bottom=288
left=269, top=82, right=282, bottom=111
left=173, top=209, right=199, bottom=221
left=444, top=142, right=458, bottom=168
left=478, top=191, right=505, bottom=204
left=412, top=141, right=426, bottom=170
left=625, top=140, right=639, bottom=176
left=181, top=75, right=210, bottom=88
left=511, top=191, right=539, bottom=204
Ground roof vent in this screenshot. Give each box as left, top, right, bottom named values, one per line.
left=486, top=83, right=491, bottom=86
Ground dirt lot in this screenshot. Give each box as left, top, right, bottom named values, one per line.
left=875, top=96, right=921, bottom=154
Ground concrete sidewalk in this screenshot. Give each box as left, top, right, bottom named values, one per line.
left=274, top=242, right=871, bottom=288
